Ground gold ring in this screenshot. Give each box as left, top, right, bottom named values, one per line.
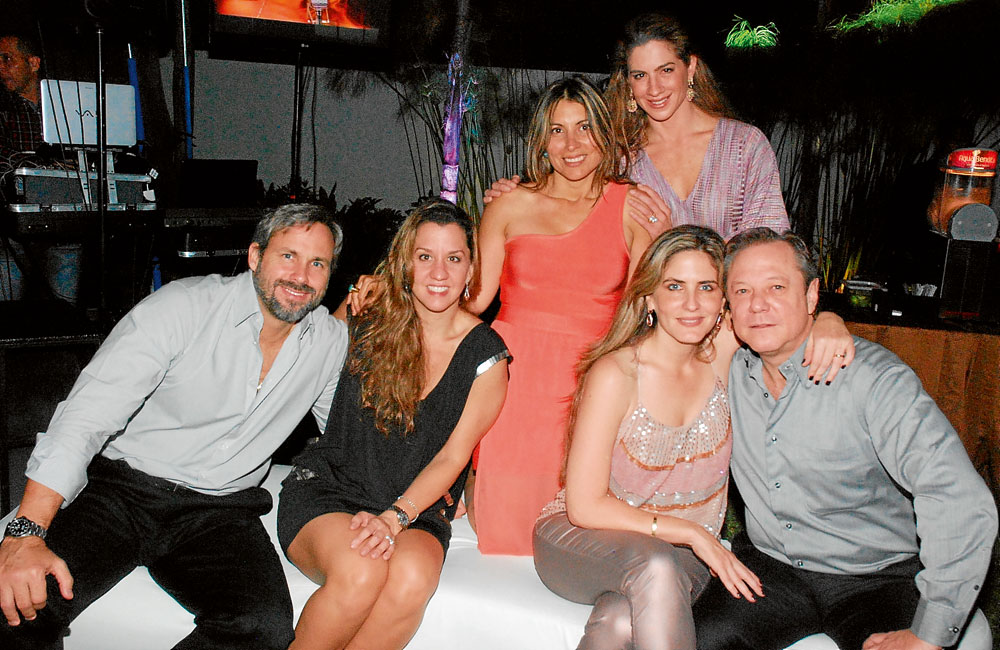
left=348, top=284, right=359, bottom=293
left=834, top=352, right=846, bottom=358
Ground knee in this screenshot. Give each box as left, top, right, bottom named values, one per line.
left=627, top=546, right=691, bottom=595
left=328, top=562, right=390, bottom=613
left=379, top=559, right=441, bottom=615
left=582, top=591, right=632, bottom=650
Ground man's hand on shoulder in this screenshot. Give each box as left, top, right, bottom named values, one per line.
left=863, top=629, right=941, bottom=650
left=0, top=535, right=73, bottom=625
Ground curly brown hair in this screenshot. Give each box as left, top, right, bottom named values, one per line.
left=348, top=199, right=480, bottom=435
left=605, top=12, right=735, bottom=157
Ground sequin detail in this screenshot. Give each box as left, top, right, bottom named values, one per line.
left=538, top=376, right=732, bottom=538
left=610, top=377, right=731, bottom=536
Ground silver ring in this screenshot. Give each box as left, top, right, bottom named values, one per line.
left=384, top=534, right=395, bottom=546
left=648, top=215, right=658, bottom=224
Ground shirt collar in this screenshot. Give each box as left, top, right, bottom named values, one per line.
left=742, top=338, right=816, bottom=392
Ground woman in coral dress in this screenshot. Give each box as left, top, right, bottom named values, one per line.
left=468, top=77, right=652, bottom=555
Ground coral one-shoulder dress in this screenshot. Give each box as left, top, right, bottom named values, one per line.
left=474, top=182, right=631, bottom=555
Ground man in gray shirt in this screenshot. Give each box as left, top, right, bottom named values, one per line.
left=694, top=228, right=997, bottom=650
left=0, top=204, right=350, bottom=649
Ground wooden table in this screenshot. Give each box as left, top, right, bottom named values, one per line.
left=846, top=320, right=1000, bottom=497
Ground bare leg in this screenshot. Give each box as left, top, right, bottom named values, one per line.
left=346, top=529, right=444, bottom=650
left=464, top=471, right=477, bottom=532
left=286, top=513, right=390, bottom=650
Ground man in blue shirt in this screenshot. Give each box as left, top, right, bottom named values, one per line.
left=0, top=204, right=350, bottom=649
left=694, top=228, right=996, bottom=650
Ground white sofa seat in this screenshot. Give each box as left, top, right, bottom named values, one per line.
left=1, top=465, right=988, bottom=650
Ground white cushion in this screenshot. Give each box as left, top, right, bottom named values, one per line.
left=0, top=465, right=987, bottom=650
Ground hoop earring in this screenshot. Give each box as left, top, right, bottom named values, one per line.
left=645, top=309, right=655, bottom=328
left=626, top=92, right=637, bottom=114
left=686, top=78, right=696, bottom=102
left=463, top=283, right=470, bottom=301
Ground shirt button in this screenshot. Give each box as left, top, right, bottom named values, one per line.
left=796, top=560, right=804, bottom=567
left=774, top=481, right=781, bottom=489
left=950, top=626, right=959, bottom=633
left=771, top=436, right=778, bottom=442
left=785, top=523, right=792, bottom=529
left=764, top=392, right=769, bottom=398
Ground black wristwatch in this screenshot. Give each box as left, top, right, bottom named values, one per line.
left=4, top=516, right=47, bottom=541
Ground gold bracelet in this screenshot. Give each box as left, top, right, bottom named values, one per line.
left=650, top=515, right=658, bottom=537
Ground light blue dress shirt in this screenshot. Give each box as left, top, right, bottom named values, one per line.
left=26, top=271, right=348, bottom=503
left=729, top=336, right=997, bottom=647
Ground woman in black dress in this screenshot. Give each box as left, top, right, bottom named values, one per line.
left=278, top=200, right=510, bottom=650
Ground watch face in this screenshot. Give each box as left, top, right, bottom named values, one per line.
left=5, top=517, right=45, bottom=539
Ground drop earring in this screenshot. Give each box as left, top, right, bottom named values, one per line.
left=686, top=78, right=696, bottom=102
left=646, top=309, right=655, bottom=328
left=626, top=92, right=637, bottom=113
left=464, top=283, right=470, bottom=301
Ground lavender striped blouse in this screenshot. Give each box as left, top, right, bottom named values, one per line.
left=630, top=118, right=789, bottom=240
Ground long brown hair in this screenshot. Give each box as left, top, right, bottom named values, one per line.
left=524, top=76, right=630, bottom=197
left=561, top=225, right=725, bottom=483
left=605, top=12, right=735, bottom=157
left=349, top=199, right=480, bottom=435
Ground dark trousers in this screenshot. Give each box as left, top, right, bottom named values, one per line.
left=0, top=456, right=294, bottom=650
left=693, top=533, right=924, bottom=650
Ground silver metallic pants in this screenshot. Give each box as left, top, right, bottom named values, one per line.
left=533, top=513, right=711, bottom=650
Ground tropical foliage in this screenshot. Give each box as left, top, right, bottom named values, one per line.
left=833, top=0, right=968, bottom=32
left=725, top=17, right=779, bottom=49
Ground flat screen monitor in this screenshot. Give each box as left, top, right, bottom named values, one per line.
left=40, top=79, right=137, bottom=148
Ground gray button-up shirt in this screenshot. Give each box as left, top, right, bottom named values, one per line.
left=27, top=271, right=348, bottom=503
left=729, top=336, right=997, bottom=647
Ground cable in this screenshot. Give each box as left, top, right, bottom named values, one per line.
left=311, top=65, right=318, bottom=196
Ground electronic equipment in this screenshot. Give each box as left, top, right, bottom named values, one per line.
left=40, top=80, right=137, bottom=148
left=11, top=167, right=154, bottom=208
left=925, top=232, right=1000, bottom=322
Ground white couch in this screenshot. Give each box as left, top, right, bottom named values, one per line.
left=3, top=465, right=990, bottom=650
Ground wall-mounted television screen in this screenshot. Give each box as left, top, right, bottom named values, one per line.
left=209, top=0, right=391, bottom=66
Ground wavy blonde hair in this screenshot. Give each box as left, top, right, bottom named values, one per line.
left=524, top=76, right=630, bottom=196
left=560, top=225, right=725, bottom=483
left=349, top=199, right=480, bottom=435
left=605, top=12, right=735, bottom=159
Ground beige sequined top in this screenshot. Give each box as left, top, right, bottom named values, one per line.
left=539, top=367, right=732, bottom=538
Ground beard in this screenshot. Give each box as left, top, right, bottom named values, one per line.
left=252, top=268, right=324, bottom=323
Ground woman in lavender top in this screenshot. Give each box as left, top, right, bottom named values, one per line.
left=607, top=12, right=789, bottom=240
left=488, top=12, right=788, bottom=241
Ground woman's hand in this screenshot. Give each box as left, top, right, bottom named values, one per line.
left=803, top=312, right=856, bottom=385
left=346, top=275, right=385, bottom=317
left=482, top=176, right=520, bottom=204
left=688, top=528, right=763, bottom=602
left=348, top=511, right=399, bottom=560
left=627, top=183, right=672, bottom=238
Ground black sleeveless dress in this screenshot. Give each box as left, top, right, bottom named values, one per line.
left=277, top=323, right=509, bottom=556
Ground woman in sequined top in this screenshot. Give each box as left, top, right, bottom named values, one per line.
left=532, top=225, right=855, bottom=650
